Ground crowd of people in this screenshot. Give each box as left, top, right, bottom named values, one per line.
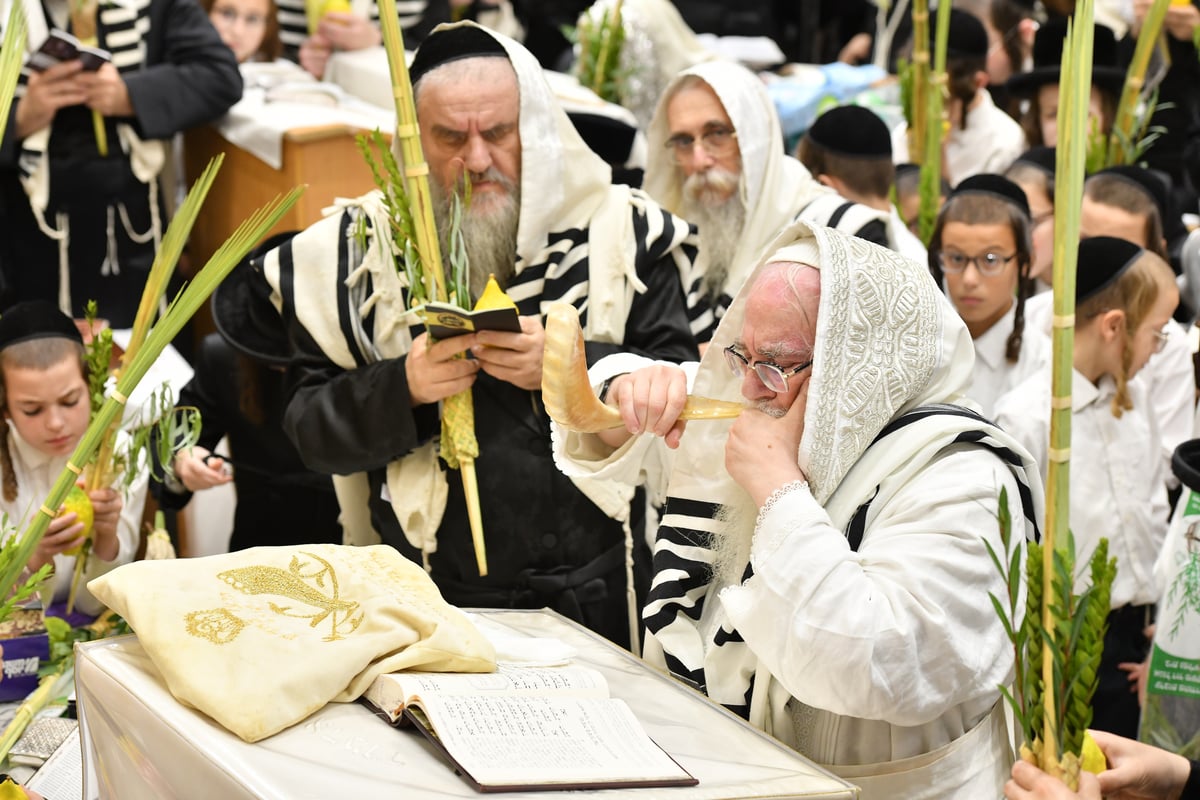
left=3, top=0, right=1200, bottom=798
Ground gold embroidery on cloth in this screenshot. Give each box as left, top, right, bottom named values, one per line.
left=217, top=552, right=364, bottom=641
left=186, top=608, right=247, bottom=644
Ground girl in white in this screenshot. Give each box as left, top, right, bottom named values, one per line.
left=928, top=173, right=1046, bottom=416
left=0, top=302, right=142, bottom=615
left=995, top=237, right=1180, bottom=739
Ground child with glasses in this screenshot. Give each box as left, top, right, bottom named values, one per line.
left=996, top=237, right=1180, bottom=741
left=203, top=0, right=282, bottom=63
left=928, top=174, right=1044, bottom=417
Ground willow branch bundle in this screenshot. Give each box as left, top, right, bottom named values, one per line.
left=1043, top=1, right=1094, bottom=779
left=917, top=0, right=950, bottom=245
left=0, top=187, right=302, bottom=611
left=376, top=3, right=487, bottom=575
left=579, top=0, right=624, bottom=104
left=1109, top=0, right=1170, bottom=166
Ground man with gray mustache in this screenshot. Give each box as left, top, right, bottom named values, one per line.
left=643, top=61, right=892, bottom=346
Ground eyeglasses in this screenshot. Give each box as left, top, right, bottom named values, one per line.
left=724, top=345, right=812, bottom=393
left=214, top=6, right=267, bottom=27
left=937, top=251, right=1017, bottom=276
left=665, top=125, right=738, bottom=165
left=1153, top=326, right=1170, bottom=354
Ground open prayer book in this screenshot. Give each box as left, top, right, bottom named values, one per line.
left=415, top=303, right=521, bottom=341
left=362, top=665, right=698, bottom=792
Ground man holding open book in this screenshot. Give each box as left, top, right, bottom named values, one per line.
left=552, top=220, right=1045, bottom=798
left=263, top=22, right=697, bottom=650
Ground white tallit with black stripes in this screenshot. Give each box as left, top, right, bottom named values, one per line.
left=642, top=62, right=890, bottom=343
left=4, top=0, right=165, bottom=312
left=554, top=220, right=1044, bottom=798
left=262, top=22, right=694, bottom=556
left=274, top=0, right=424, bottom=58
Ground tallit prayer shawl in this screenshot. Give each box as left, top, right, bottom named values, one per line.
left=555, top=221, right=1044, bottom=798
left=275, top=0, right=424, bottom=57
left=642, top=63, right=889, bottom=342
left=6, top=0, right=165, bottom=313
left=263, top=22, right=695, bottom=556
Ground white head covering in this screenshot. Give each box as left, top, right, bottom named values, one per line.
left=642, top=62, right=838, bottom=303
left=671, top=219, right=976, bottom=507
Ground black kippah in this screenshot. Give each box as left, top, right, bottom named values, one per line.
left=944, top=9, right=989, bottom=60
left=409, top=24, right=508, bottom=86
left=950, top=173, right=1031, bottom=218
left=1014, top=146, right=1055, bottom=176
left=1173, top=439, right=1200, bottom=495
left=807, top=106, right=892, bottom=159
left=0, top=301, right=82, bottom=351
left=1093, top=165, right=1169, bottom=225
left=1076, top=237, right=1144, bottom=303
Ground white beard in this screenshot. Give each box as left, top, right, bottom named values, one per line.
left=431, top=169, right=521, bottom=299
left=681, top=168, right=746, bottom=302
left=711, top=489, right=759, bottom=588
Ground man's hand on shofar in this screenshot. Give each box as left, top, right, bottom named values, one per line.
left=602, top=364, right=690, bottom=450
left=406, top=331, right=480, bottom=406
left=471, top=315, right=545, bottom=392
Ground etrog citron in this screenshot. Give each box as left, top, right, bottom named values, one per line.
left=60, top=486, right=94, bottom=556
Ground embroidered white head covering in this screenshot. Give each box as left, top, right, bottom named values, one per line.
left=670, top=218, right=974, bottom=508
left=642, top=62, right=850, bottom=306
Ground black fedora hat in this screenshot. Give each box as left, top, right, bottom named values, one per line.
left=210, top=231, right=297, bottom=367
left=1173, top=438, right=1200, bottom=495
left=1007, top=17, right=1126, bottom=97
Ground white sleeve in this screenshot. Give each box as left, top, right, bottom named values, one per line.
left=1149, top=324, right=1195, bottom=489
left=720, top=445, right=1022, bottom=727
left=550, top=353, right=697, bottom=505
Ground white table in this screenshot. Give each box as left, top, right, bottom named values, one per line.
left=75, top=609, right=859, bottom=799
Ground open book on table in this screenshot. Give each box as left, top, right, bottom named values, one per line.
left=361, top=664, right=698, bottom=793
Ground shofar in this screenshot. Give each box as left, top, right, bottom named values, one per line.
left=541, top=302, right=742, bottom=432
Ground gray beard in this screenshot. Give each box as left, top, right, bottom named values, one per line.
left=711, top=490, right=758, bottom=588
left=430, top=175, right=521, bottom=299
left=681, top=184, right=746, bottom=303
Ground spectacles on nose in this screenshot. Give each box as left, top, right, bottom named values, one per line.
left=724, top=345, right=812, bottom=394
left=1153, top=326, right=1170, bottom=353
left=937, top=250, right=1017, bottom=276
left=666, top=125, right=737, bottom=166
left=215, top=6, right=266, bottom=26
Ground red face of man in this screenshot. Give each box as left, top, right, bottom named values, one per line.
left=417, top=59, right=522, bottom=216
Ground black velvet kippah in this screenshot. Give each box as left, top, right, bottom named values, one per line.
left=0, top=301, right=82, bottom=351
left=950, top=173, right=1031, bottom=218
left=1014, top=146, right=1056, bottom=177
left=807, top=106, right=892, bottom=159
left=944, top=9, right=989, bottom=59
left=409, top=25, right=507, bottom=86
left=1076, top=236, right=1144, bottom=303
left=1173, top=439, right=1200, bottom=495
left=1093, top=165, right=1169, bottom=224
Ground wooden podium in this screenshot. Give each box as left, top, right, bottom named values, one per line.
left=183, top=123, right=381, bottom=269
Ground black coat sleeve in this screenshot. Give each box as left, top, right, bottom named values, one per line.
left=126, top=0, right=243, bottom=138
left=282, top=321, right=440, bottom=476
left=584, top=250, right=699, bottom=366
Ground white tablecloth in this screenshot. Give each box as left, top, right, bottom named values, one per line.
left=76, top=609, right=859, bottom=799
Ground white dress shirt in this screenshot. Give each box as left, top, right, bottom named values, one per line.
left=967, top=303, right=1050, bottom=418
left=995, top=368, right=1170, bottom=607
